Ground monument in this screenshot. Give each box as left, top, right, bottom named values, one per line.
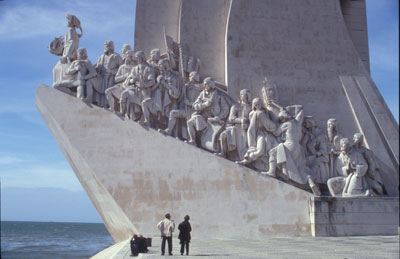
left=37, top=0, right=399, bottom=243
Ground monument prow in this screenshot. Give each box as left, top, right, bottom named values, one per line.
left=36, top=85, right=316, bottom=240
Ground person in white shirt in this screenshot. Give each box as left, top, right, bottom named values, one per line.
left=157, top=213, right=175, bottom=255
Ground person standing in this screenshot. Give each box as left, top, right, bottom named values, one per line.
left=178, top=215, right=192, bottom=256
left=157, top=213, right=175, bottom=255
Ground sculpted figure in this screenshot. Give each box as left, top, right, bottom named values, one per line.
left=63, top=14, right=83, bottom=63
left=300, top=117, right=330, bottom=184
left=53, top=48, right=98, bottom=102
left=261, top=77, right=280, bottom=122
left=50, top=14, right=83, bottom=86
left=352, top=133, right=386, bottom=195
left=119, top=51, right=156, bottom=121
left=160, top=71, right=202, bottom=137
left=326, top=118, right=344, bottom=177
left=142, top=58, right=180, bottom=127
left=217, top=89, right=252, bottom=160
left=95, top=40, right=123, bottom=107
left=105, top=50, right=135, bottom=112
left=121, top=44, right=133, bottom=63
left=186, top=77, right=230, bottom=147
left=265, top=106, right=321, bottom=195
left=237, top=98, right=277, bottom=170
left=327, top=138, right=371, bottom=197
left=148, top=49, right=161, bottom=70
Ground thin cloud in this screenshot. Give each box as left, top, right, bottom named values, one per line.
left=0, top=156, right=29, bottom=165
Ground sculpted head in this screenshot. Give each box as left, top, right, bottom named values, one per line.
left=189, top=71, right=200, bottom=83
left=125, top=50, right=135, bottom=65
left=303, top=116, right=315, bottom=131
left=261, top=77, right=278, bottom=104
left=135, top=51, right=146, bottom=64
left=340, top=138, right=350, bottom=153
left=66, top=14, right=81, bottom=29
left=353, top=133, right=364, bottom=147
left=150, top=49, right=160, bottom=62
left=240, top=89, right=250, bottom=103
left=122, top=44, right=132, bottom=60
left=278, top=108, right=291, bottom=122
left=327, top=118, right=337, bottom=132
left=203, top=77, right=215, bottom=92
left=252, top=98, right=263, bottom=111
left=104, top=40, right=115, bottom=54
left=158, top=58, right=171, bottom=73
left=77, top=48, right=88, bottom=60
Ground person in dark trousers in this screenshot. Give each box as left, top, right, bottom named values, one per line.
left=157, top=213, right=175, bottom=255
left=130, top=234, right=139, bottom=256
left=178, top=215, right=192, bottom=255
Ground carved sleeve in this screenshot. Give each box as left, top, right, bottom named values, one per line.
left=228, top=105, right=240, bottom=124
left=84, top=60, right=97, bottom=80
left=139, top=67, right=156, bottom=88
left=260, top=112, right=277, bottom=132
left=114, top=66, right=125, bottom=83
left=66, top=61, right=77, bottom=75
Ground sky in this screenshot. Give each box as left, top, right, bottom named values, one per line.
left=0, top=0, right=398, bottom=223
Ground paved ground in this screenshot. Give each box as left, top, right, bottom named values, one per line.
left=105, top=235, right=399, bottom=259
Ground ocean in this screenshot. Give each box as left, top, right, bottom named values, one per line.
left=1, top=221, right=114, bottom=259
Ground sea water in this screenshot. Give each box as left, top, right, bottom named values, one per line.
left=1, top=221, right=114, bottom=258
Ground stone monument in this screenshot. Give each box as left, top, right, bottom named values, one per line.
left=37, top=0, right=399, bottom=243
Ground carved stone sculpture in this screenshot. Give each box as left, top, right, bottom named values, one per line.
left=105, top=50, right=136, bottom=112
left=147, top=49, right=161, bottom=71
left=142, top=58, right=180, bottom=127
left=120, top=51, right=156, bottom=122
left=121, top=44, right=133, bottom=63
left=50, top=14, right=83, bottom=86
left=352, top=133, right=386, bottom=195
left=53, top=48, right=98, bottom=102
left=95, top=40, right=123, bottom=107
left=237, top=98, right=277, bottom=170
left=326, top=118, right=344, bottom=178
left=217, top=89, right=251, bottom=160
left=261, top=77, right=280, bottom=123
left=161, top=71, right=202, bottom=137
left=63, top=14, right=83, bottom=63
left=327, top=138, right=371, bottom=197
left=186, top=77, right=230, bottom=150
left=265, top=106, right=321, bottom=195
left=301, top=117, right=330, bottom=184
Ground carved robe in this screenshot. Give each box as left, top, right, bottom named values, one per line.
left=328, top=150, right=369, bottom=197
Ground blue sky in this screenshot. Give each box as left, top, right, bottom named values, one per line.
left=0, top=0, right=398, bottom=223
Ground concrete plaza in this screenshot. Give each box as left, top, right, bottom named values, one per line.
left=97, top=234, right=400, bottom=259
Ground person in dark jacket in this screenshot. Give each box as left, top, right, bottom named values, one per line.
left=178, top=215, right=192, bottom=255
left=137, top=234, right=149, bottom=253
left=130, top=234, right=139, bottom=256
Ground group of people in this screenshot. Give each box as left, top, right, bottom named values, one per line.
left=49, top=14, right=386, bottom=198
left=129, top=234, right=148, bottom=256
left=156, top=213, right=192, bottom=256
left=130, top=213, right=191, bottom=256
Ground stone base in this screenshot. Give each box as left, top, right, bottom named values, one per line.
left=309, top=196, right=399, bottom=236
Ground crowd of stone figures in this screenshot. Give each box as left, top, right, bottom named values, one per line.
left=49, top=14, right=387, bottom=198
